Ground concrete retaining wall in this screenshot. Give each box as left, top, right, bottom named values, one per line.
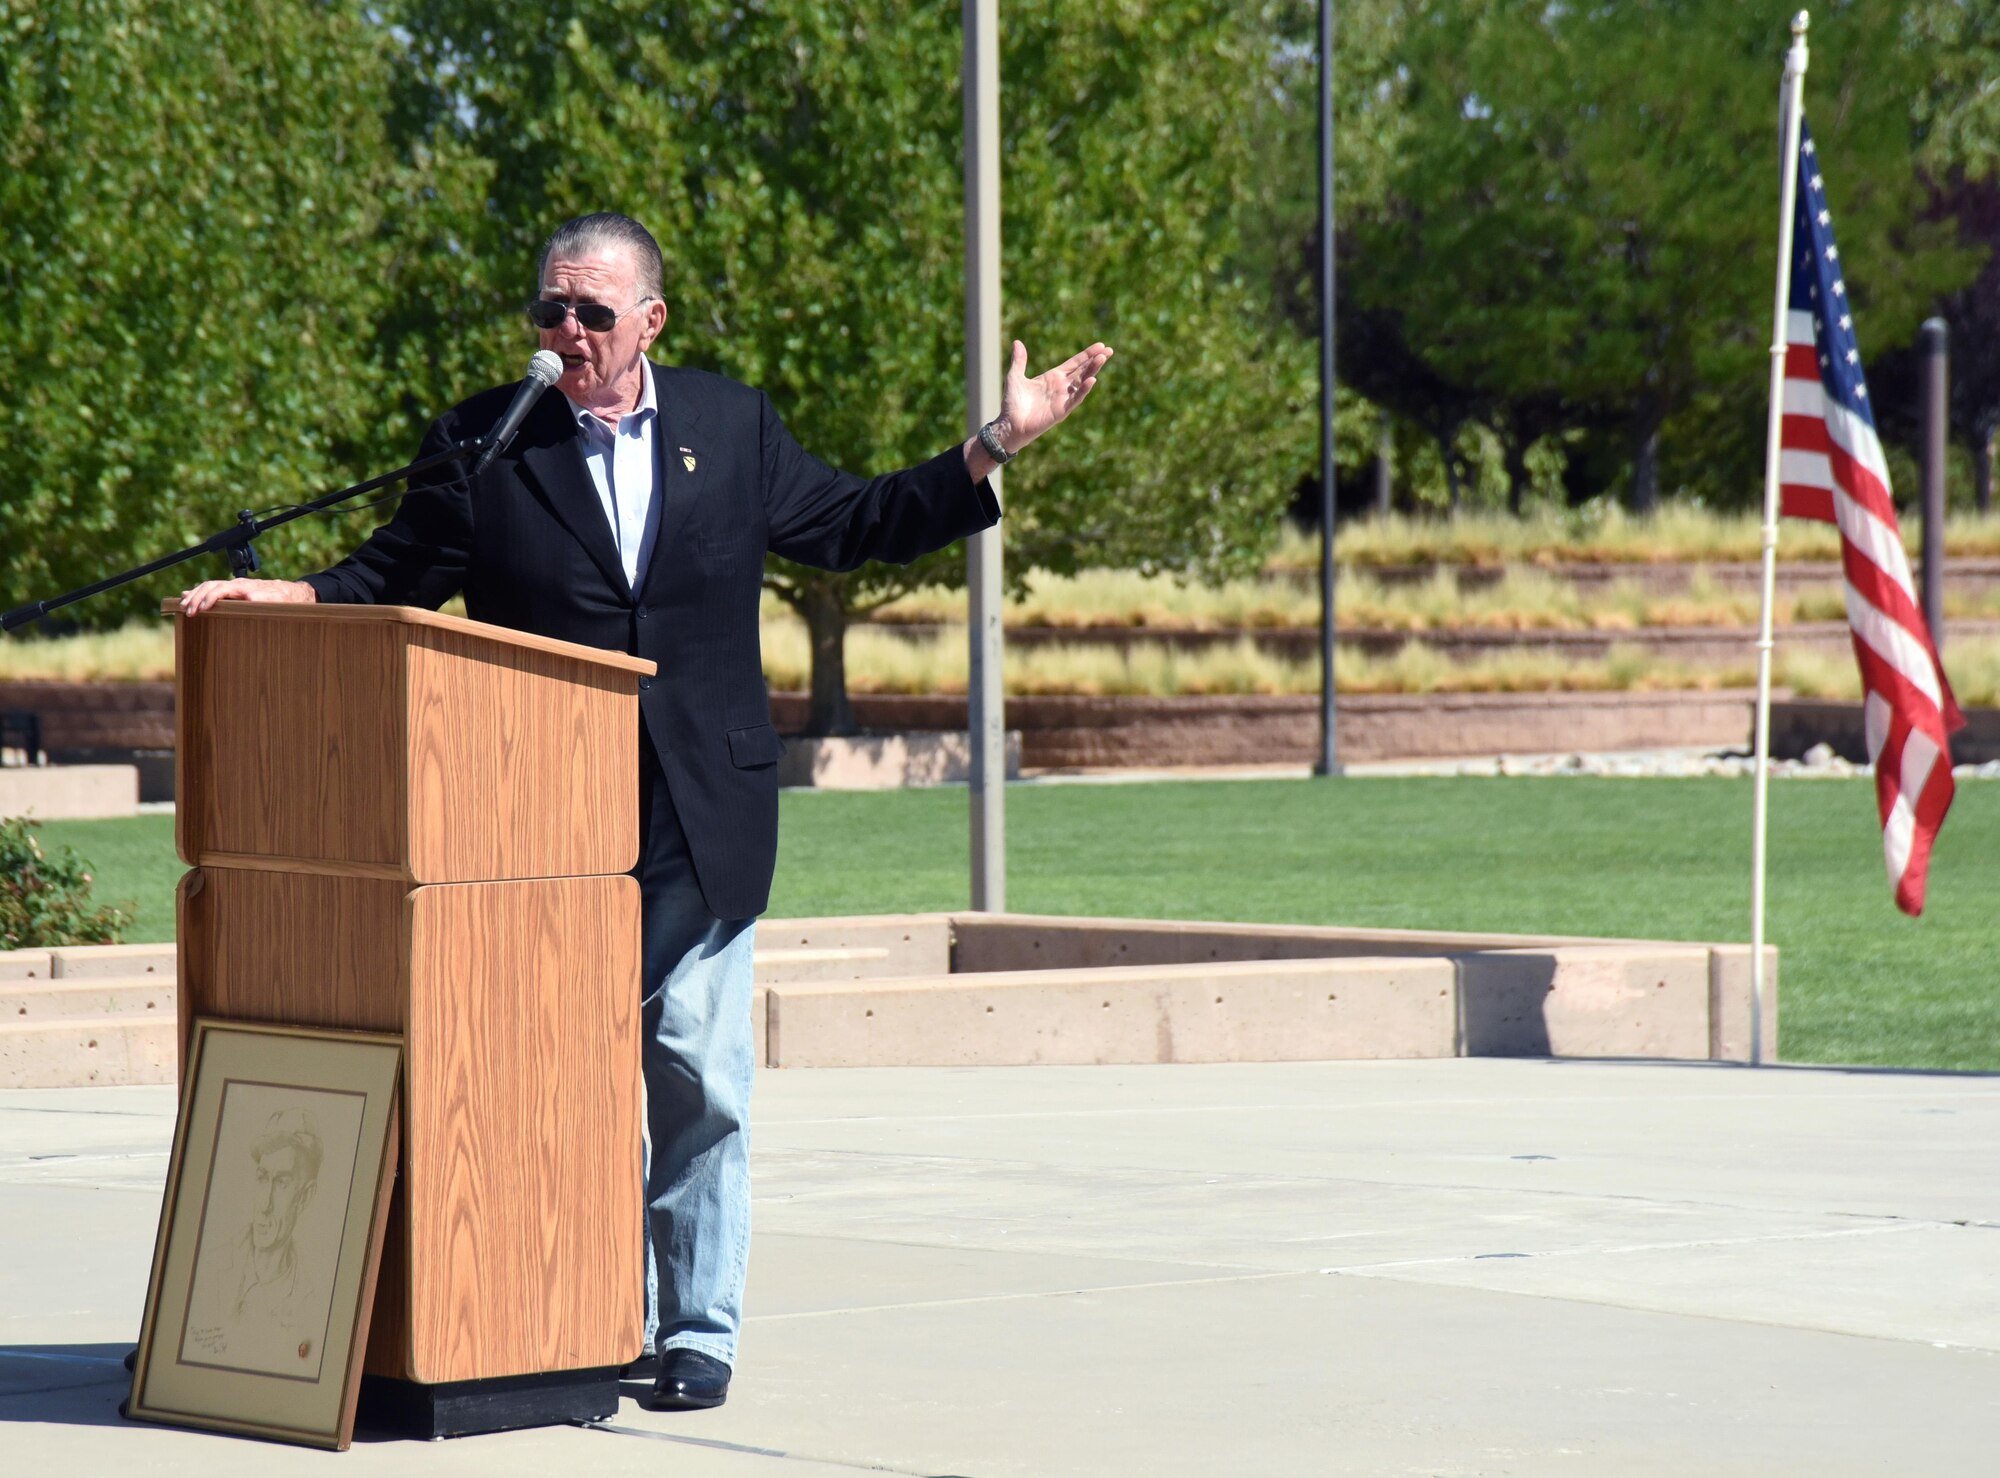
left=770, top=690, right=1763, bottom=767
left=767, top=956, right=1460, bottom=1068
left=0, top=913, right=1777, bottom=1087
left=1773, top=698, right=2000, bottom=765
left=27, top=678, right=1989, bottom=773
left=0, top=680, right=175, bottom=752
left=0, top=764, right=139, bottom=819
left=760, top=912, right=1776, bottom=1068
left=1455, top=946, right=1714, bottom=1060
left=948, top=913, right=1610, bottom=972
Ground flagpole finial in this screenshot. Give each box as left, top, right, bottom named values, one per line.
left=1791, top=10, right=1809, bottom=37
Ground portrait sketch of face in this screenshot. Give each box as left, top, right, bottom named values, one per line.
left=179, top=1082, right=365, bottom=1381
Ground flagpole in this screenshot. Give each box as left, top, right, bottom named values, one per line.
left=1751, top=10, right=1811, bottom=1068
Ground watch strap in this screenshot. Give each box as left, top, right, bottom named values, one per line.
left=977, top=420, right=1016, bottom=465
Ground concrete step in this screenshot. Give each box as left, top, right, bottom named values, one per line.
left=48, top=944, right=174, bottom=979
left=2, top=941, right=874, bottom=983
left=0, top=1014, right=176, bottom=1089
left=0, top=944, right=174, bottom=980
left=0, top=950, right=53, bottom=981
left=1, top=976, right=176, bottom=1021
left=754, top=945, right=896, bottom=984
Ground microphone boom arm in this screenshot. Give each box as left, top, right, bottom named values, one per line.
left=1, top=439, right=482, bottom=634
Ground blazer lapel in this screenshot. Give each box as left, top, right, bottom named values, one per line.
left=638, top=369, right=706, bottom=603
left=513, top=393, right=631, bottom=598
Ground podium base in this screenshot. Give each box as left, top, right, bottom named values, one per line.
left=358, top=1367, right=620, bottom=1439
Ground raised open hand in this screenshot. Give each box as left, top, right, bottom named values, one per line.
left=993, top=340, right=1113, bottom=454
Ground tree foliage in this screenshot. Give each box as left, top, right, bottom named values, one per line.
left=1869, top=173, right=2000, bottom=511
left=386, top=0, right=1320, bottom=729
left=4, top=0, right=1997, bottom=686
left=1336, top=0, right=1986, bottom=511
left=0, top=0, right=486, bottom=622
left=1877, top=0, right=2000, bottom=510
left=1907, top=0, right=2000, bottom=178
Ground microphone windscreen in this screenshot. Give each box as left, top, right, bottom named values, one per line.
left=527, top=349, right=565, bottom=386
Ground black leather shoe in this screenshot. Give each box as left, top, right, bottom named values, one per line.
left=639, top=1349, right=730, bottom=1411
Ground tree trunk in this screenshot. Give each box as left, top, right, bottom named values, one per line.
left=1374, top=412, right=1393, bottom=516
left=1501, top=436, right=1531, bottom=517
left=798, top=578, right=858, bottom=737
left=1629, top=401, right=1662, bottom=515
left=1437, top=429, right=1462, bottom=513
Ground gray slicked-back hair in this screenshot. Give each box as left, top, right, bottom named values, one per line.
left=537, top=213, right=664, bottom=301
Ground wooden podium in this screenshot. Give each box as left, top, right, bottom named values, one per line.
left=167, top=601, right=653, bottom=1434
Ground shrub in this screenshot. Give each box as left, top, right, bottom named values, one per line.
left=0, top=818, right=131, bottom=950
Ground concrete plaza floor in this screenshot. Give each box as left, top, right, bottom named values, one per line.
left=3, top=1057, right=1996, bottom=1476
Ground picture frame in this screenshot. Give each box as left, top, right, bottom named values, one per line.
left=128, top=1018, right=403, bottom=1450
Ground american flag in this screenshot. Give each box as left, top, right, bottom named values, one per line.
left=1778, top=121, right=1963, bottom=915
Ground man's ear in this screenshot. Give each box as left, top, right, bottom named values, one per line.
left=641, top=299, right=667, bottom=351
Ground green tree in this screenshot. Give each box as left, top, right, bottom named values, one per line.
left=1342, top=0, right=1981, bottom=512
left=393, top=0, right=1318, bottom=732
left=1248, top=0, right=1437, bottom=513
left=1908, top=0, right=2000, bottom=178
left=0, top=0, right=487, bottom=625
left=1903, top=0, right=2000, bottom=512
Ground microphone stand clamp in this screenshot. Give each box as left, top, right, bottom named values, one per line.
left=226, top=511, right=263, bottom=578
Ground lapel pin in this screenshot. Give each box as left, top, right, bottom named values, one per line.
left=680, top=448, right=697, bottom=472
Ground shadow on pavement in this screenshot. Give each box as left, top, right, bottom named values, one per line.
left=0, top=1344, right=131, bottom=1428
left=1529, top=1055, right=2000, bottom=1079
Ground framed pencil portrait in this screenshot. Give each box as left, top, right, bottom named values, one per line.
left=129, top=1020, right=402, bottom=1450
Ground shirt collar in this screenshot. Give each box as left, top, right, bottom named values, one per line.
left=569, top=357, right=657, bottom=438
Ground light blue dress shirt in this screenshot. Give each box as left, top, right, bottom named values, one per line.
left=568, top=357, right=660, bottom=592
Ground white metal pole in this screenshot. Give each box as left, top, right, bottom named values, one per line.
left=1751, top=10, right=1811, bottom=1067
left=965, top=0, right=1005, bottom=911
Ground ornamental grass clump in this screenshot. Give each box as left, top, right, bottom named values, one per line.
left=0, top=817, right=131, bottom=949
left=1271, top=508, right=2000, bottom=571
left=1780, top=637, right=2000, bottom=709
left=850, top=565, right=1915, bottom=637
left=0, top=622, right=174, bottom=681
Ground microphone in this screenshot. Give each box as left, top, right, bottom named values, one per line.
left=471, top=350, right=565, bottom=474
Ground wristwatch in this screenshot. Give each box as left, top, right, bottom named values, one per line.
left=977, top=420, right=1017, bottom=465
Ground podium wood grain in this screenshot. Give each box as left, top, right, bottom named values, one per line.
left=176, top=867, right=644, bottom=1381
left=404, top=627, right=639, bottom=883
left=175, top=867, right=410, bottom=1053
left=404, top=876, right=643, bottom=1381
left=171, top=602, right=648, bottom=881
left=175, top=611, right=408, bottom=873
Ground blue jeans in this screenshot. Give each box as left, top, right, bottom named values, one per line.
left=637, top=754, right=757, bottom=1366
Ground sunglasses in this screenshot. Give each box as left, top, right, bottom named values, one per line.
left=525, top=296, right=654, bottom=333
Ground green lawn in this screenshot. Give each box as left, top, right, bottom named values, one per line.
left=36, top=776, right=2000, bottom=1071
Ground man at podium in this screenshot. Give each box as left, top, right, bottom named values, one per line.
left=179, top=212, right=1112, bottom=1412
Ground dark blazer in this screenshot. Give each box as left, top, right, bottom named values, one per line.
left=302, top=362, right=1000, bottom=918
